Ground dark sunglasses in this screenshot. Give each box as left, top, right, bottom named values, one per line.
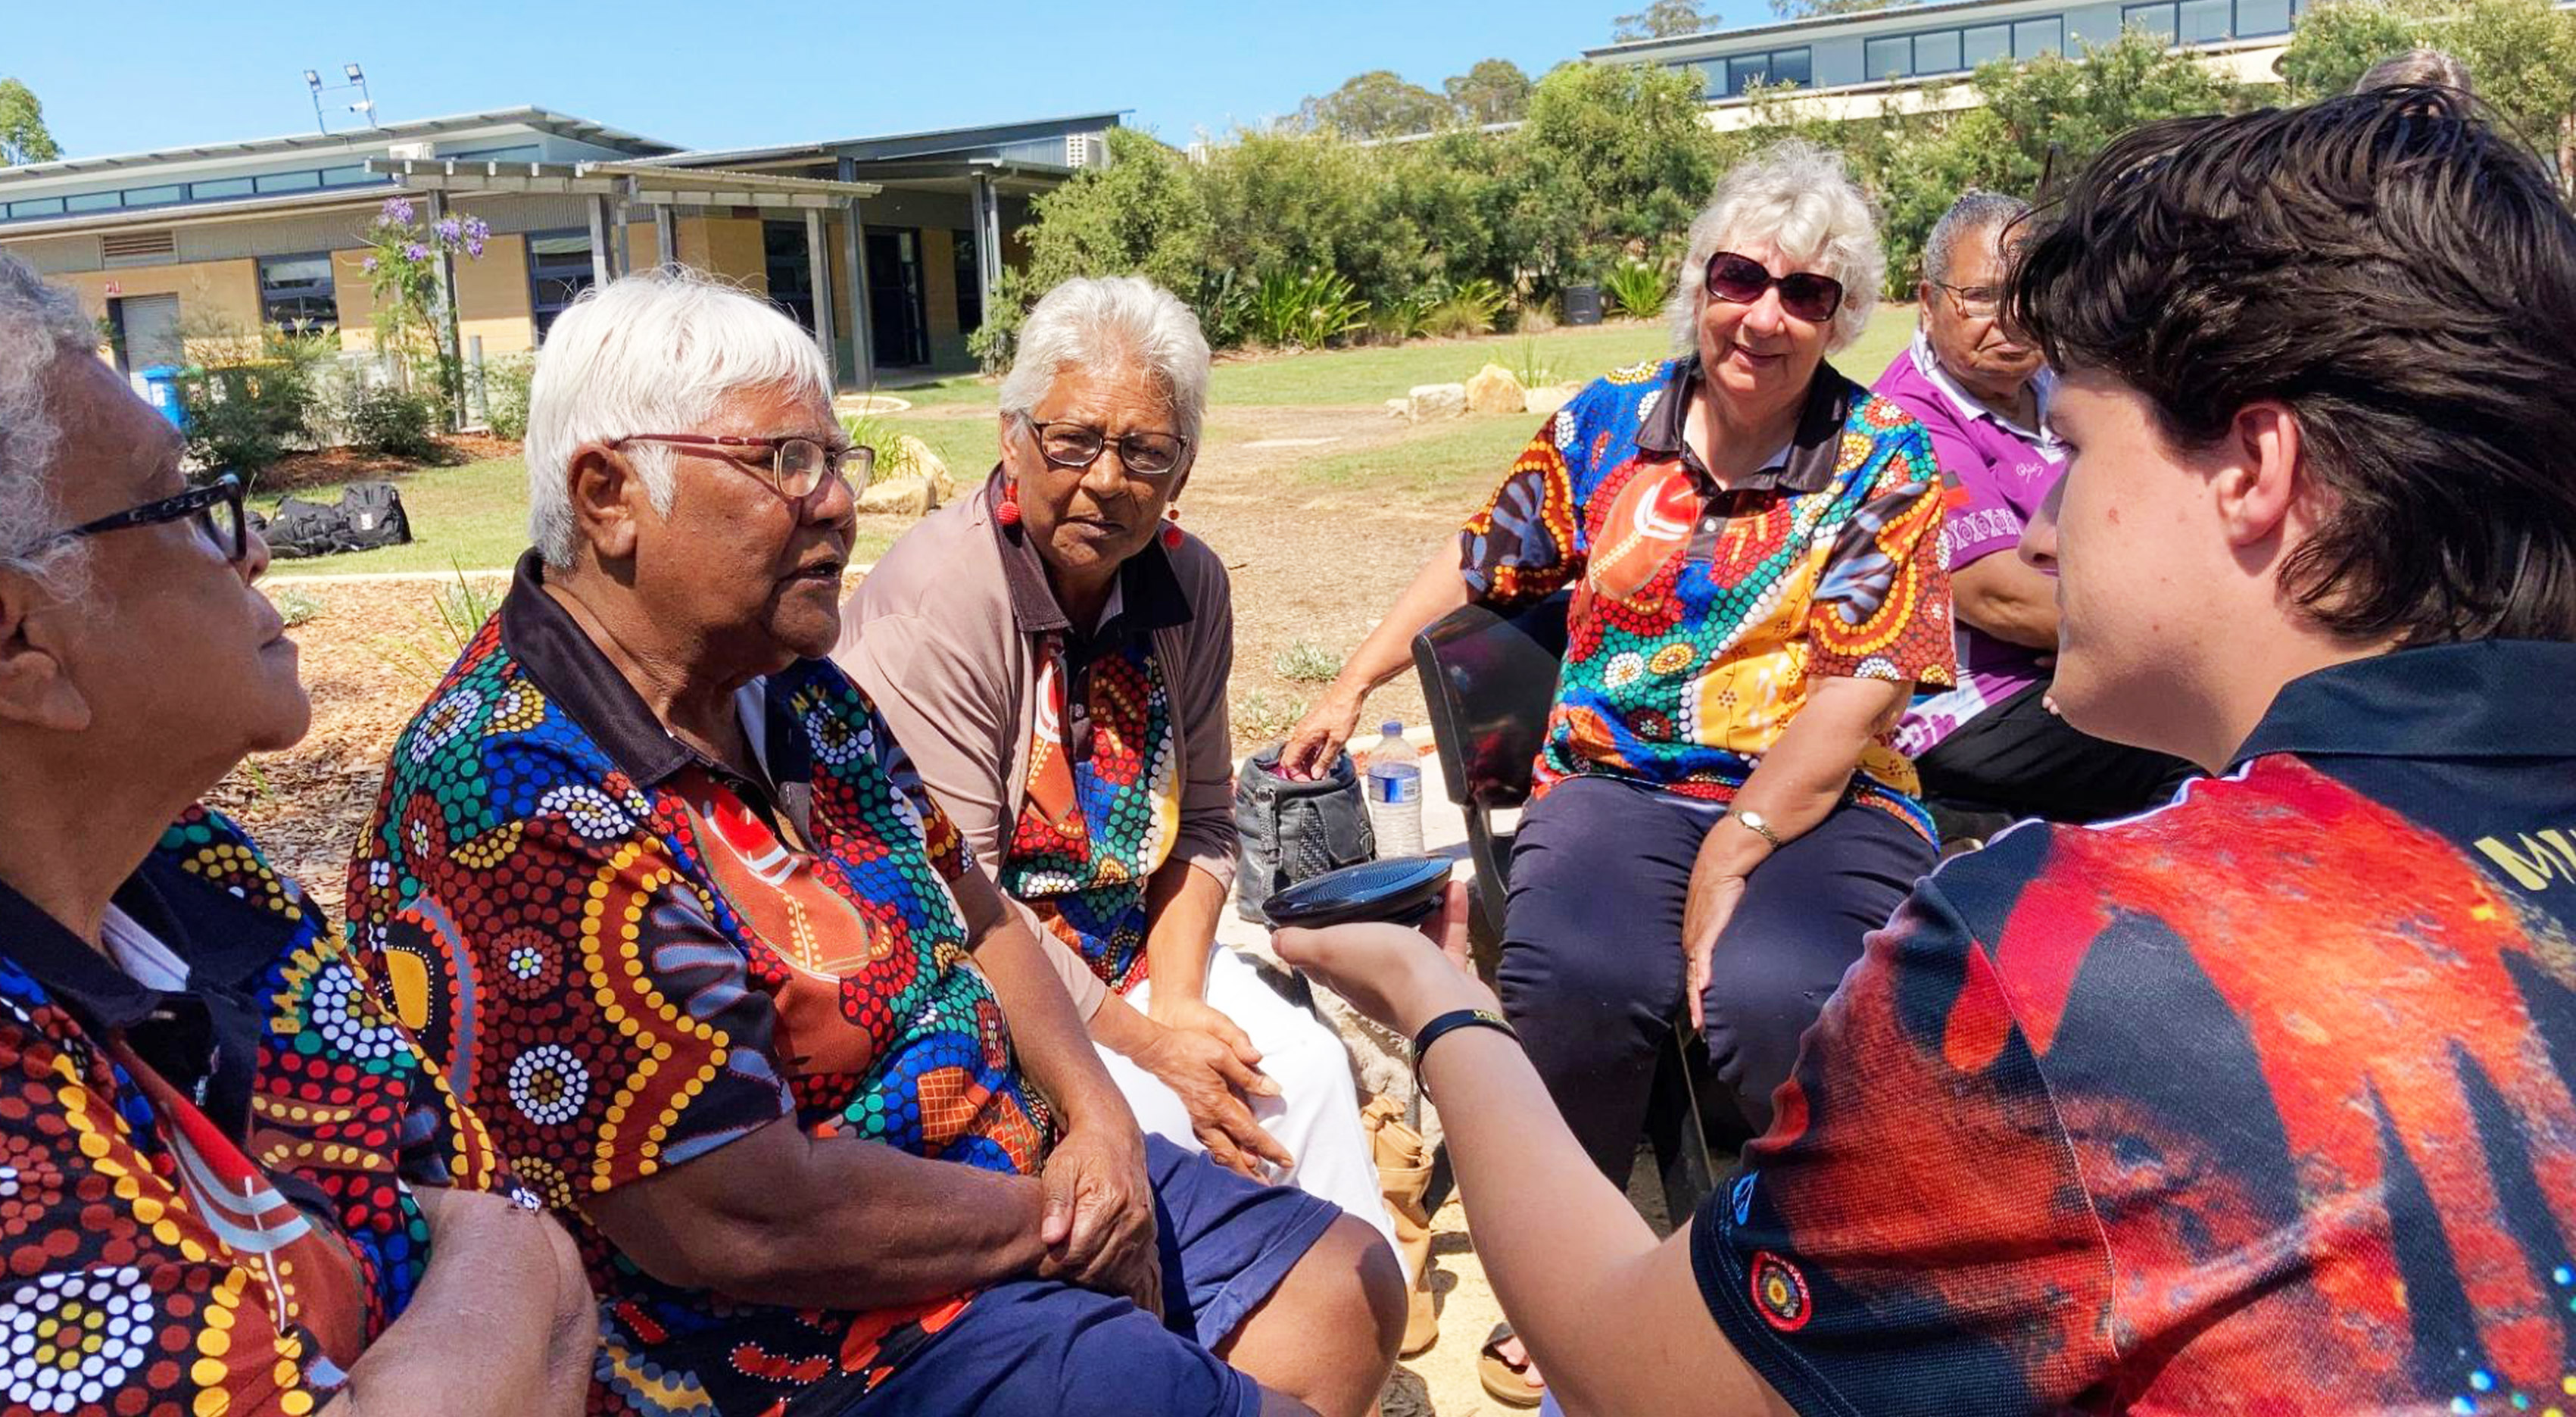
left=1704, top=251, right=1845, bottom=324
left=41, top=472, right=248, bottom=563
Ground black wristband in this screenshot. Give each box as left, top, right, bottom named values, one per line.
left=1411, top=1007, right=1520, bottom=1095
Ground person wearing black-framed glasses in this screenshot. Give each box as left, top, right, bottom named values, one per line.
left=0, top=250, right=597, bottom=1417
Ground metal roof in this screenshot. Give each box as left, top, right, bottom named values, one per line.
left=636, top=111, right=1127, bottom=170
left=0, top=107, right=679, bottom=182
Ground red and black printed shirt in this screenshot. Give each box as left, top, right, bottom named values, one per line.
left=1695, top=640, right=2576, bottom=1414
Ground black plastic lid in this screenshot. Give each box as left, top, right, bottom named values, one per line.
left=1258, top=856, right=1454, bottom=929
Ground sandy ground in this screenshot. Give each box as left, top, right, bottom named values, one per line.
left=226, top=400, right=1552, bottom=1412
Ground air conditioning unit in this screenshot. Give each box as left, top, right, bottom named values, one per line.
left=101, top=230, right=177, bottom=266
left=1066, top=134, right=1099, bottom=169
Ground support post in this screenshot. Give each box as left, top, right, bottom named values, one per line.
left=585, top=193, right=614, bottom=292
left=840, top=158, right=877, bottom=391
left=973, top=173, right=1001, bottom=330
left=653, top=204, right=677, bottom=267
left=804, top=207, right=837, bottom=384
left=423, top=189, right=463, bottom=427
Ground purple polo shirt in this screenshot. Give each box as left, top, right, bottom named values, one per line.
left=1875, top=330, right=2065, bottom=757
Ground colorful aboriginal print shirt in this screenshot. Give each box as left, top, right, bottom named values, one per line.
left=1459, top=357, right=1954, bottom=837
left=0, top=805, right=517, bottom=1417
left=346, top=553, right=1053, bottom=1416
left=997, top=579, right=1186, bottom=995
left=1694, top=641, right=2576, bottom=1415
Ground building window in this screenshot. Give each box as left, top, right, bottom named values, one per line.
left=1962, top=23, right=2013, bottom=65
left=2123, top=1, right=2179, bottom=39
left=2012, top=16, right=2065, bottom=55
left=190, top=177, right=255, bottom=201
left=259, top=252, right=338, bottom=333
left=955, top=230, right=983, bottom=336
left=527, top=231, right=595, bottom=341
left=1914, top=30, right=1964, bottom=72
left=2238, top=0, right=2292, bottom=33
left=1719, top=46, right=1813, bottom=95
left=762, top=220, right=818, bottom=333
left=1867, top=35, right=1913, bottom=77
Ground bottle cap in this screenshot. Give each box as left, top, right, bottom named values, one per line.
left=1382, top=721, right=1402, bottom=735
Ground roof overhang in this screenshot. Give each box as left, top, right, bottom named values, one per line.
left=368, top=158, right=881, bottom=208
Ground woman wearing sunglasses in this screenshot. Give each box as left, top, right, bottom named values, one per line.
left=1281, top=139, right=1952, bottom=1403
left=837, top=276, right=1402, bottom=1271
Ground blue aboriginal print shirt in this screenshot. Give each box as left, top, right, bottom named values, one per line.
left=1459, top=356, right=1955, bottom=837
left=346, top=552, right=1053, bottom=1415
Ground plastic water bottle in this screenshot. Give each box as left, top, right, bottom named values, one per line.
left=1364, top=722, right=1426, bottom=857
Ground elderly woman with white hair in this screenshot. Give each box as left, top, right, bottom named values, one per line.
left=350, top=267, right=1403, bottom=1417
left=1283, top=142, right=1954, bottom=1389
left=838, top=276, right=1400, bottom=1269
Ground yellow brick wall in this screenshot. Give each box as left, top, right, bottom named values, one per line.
left=330, top=251, right=378, bottom=339
left=56, top=259, right=264, bottom=361
left=456, top=234, right=535, bottom=356
left=693, top=215, right=770, bottom=296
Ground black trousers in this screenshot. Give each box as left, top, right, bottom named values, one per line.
left=1495, top=776, right=1932, bottom=1178
left=1914, top=680, right=2198, bottom=825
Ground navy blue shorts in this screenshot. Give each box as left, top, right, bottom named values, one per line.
left=850, top=1135, right=1340, bottom=1415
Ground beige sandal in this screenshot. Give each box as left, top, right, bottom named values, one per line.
left=1479, top=1322, right=1545, bottom=1408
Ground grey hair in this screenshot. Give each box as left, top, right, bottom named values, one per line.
left=1667, top=139, right=1885, bottom=354
left=524, top=265, right=834, bottom=570
left=1922, top=191, right=2032, bottom=289
left=2356, top=48, right=2472, bottom=95
left=0, top=251, right=98, bottom=595
left=998, top=276, right=1211, bottom=449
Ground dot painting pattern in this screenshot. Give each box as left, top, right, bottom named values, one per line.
left=1456, top=358, right=1956, bottom=839
left=0, top=804, right=522, bottom=1416
left=1000, top=634, right=1181, bottom=994
left=346, top=614, right=1052, bottom=1415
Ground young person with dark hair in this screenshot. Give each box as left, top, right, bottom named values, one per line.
left=1279, top=86, right=2576, bottom=1415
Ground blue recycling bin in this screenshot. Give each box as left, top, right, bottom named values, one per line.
left=137, top=365, right=187, bottom=431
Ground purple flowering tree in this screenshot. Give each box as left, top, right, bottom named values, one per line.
left=360, top=195, right=491, bottom=415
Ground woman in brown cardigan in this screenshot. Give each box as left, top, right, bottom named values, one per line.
left=836, top=275, right=1392, bottom=1256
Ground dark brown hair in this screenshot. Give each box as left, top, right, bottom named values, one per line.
left=2008, top=87, right=2576, bottom=645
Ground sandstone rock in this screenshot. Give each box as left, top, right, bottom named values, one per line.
left=856, top=474, right=932, bottom=518
left=1523, top=382, right=1582, bottom=417
left=892, top=434, right=955, bottom=504
left=1385, top=397, right=1412, bottom=421
left=1407, top=382, right=1468, bottom=421
left=1464, top=363, right=1527, bottom=416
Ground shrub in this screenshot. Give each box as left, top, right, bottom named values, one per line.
left=1249, top=269, right=1371, bottom=349
left=477, top=354, right=536, bottom=441
left=1602, top=260, right=1671, bottom=320
left=177, top=362, right=312, bottom=479
left=340, top=383, right=441, bottom=458
left=1274, top=640, right=1343, bottom=682
left=1424, top=276, right=1508, bottom=338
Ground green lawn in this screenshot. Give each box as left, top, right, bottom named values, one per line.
left=258, top=454, right=903, bottom=576
left=261, top=305, right=1922, bottom=576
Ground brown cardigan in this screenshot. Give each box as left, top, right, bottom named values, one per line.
left=834, top=473, right=1239, bottom=1019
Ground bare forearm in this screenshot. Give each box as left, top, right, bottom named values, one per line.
left=1328, top=546, right=1475, bottom=704
left=1954, top=557, right=2060, bottom=650
left=1141, top=861, right=1227, bottom=1005
left=976, top=911, right=1134, bottom=1129
left=1728, top=685, right=1902, bottom=846
left=332, top=1211, right=583, bottom=1416
left=1420, top=1025, right=1786, bottom=1413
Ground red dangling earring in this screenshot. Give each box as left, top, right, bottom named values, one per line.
left=996, top=479, right=1022, bottom=529
left=1161, top=504, right=1184, bottom=551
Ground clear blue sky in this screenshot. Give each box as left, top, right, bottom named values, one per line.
left=9, top=0, right=1741, bottom=161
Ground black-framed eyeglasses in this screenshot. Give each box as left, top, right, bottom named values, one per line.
left=1933, top=281, right=2003, bottom=316
left=40, top=473, right=248, bottom=563
left=1704, top=251, right=1846, bottom=324
left=610, top=432, right=873, bottom=502
left=1016, top=415, right=1191, bottom=479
